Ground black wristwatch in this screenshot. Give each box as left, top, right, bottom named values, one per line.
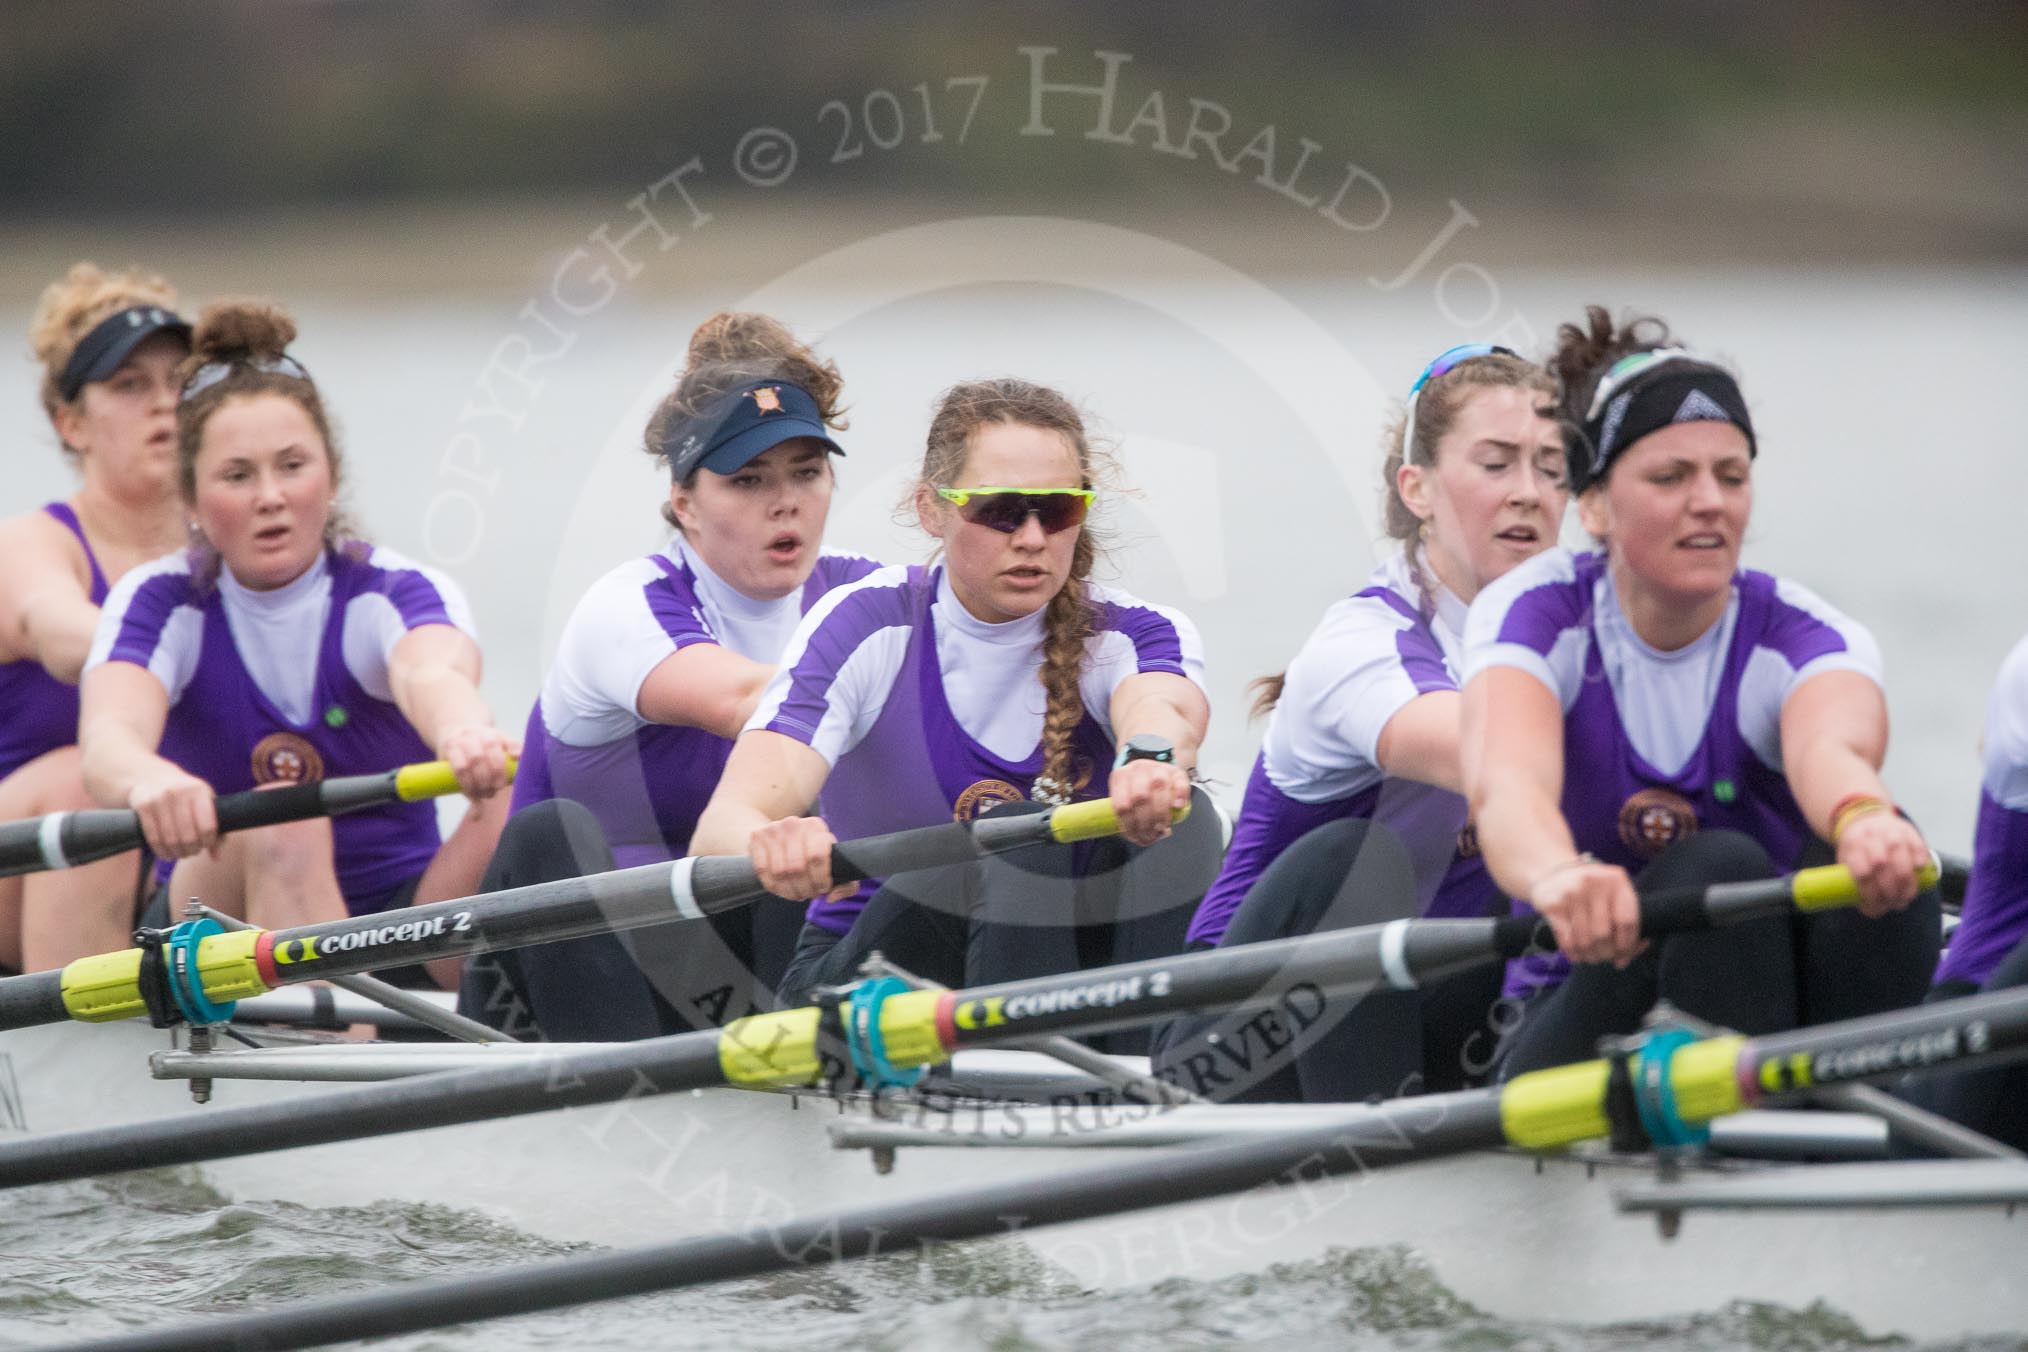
left=1114, top=733, right=1176, bottom=769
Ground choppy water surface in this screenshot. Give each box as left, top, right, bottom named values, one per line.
left=0, top=1170, right=2018, bottom=1352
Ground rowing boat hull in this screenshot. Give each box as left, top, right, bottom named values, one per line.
left=2, top=1019, right=2019, bottom=1339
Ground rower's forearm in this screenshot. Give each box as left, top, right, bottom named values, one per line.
left=80, top=726, right=166, bottom=809
left=1792, top=747, right=1897, bottom=841
left=395, top=663, right=496, bottom=753
left=1113, top=696, right=1204, bottom=770
left=1476, top=793, right=1583, bottom=902
left=688, top=801, right=776, bottom=859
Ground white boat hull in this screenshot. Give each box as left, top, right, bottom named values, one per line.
left=2, top=1019, right=2021, bottom=1340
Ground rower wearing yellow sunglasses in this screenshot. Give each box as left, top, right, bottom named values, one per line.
left=692, top=378, right=1221, bottom=1049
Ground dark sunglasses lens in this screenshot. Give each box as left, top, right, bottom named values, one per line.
left=1032, top=494, right=1088, bottom=533
left=960, top=493, right=1088, bottom=534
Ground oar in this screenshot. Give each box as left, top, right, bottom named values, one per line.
left=0, top=796, right=1172, bottom=1032
left=1937, top=849, right=1971, bottom=910
left=0, top=758, right=500, bottom=880
left=0, top=859, right=1900, bottom=1189
left=50, top=979, right=2028, bottom=1352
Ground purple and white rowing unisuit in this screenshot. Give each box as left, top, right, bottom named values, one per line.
left=1463, top=547, right=1881, bottom=999
left=749, top=564, right=1206, bottom=935
left=1938, top=634, right=2028, bottom=987
left=518, top=541, right=879, bottom=867
left=0, top=504, right=109, bottom=780
left=1187, top=548, right=1491, bottom=948
left=85, top=543, right=476, bottom=912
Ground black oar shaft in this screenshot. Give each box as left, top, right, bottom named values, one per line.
left=60, top=1092, right=1510, bottom=1352
left=1742, top=984, right=2028, bottom=1099
left=250, top=813, right=1062, bottom=985
left=0, top=861, right=1893, bottom=1183
left=0, top=971, right=64, bottom=1031
left=0, top=1034, right=732, bottom=1188
left=0, top=809, right=141, bottom=878
left=0, top=802, right=1120, bottom=1032
left=0, top=856, right=1915, bottom=1187
left=47, top=988, right=2028, bottom=1352
left=0, top=766, right=435, bottom=879
left=1486, top=865, right=1894, bottom=961
left=0, top=921, right=1497, bottom=1186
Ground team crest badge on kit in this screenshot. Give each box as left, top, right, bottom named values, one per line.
left=1616, top=786, right=1699, bottom=857
left=1454, top=820, right=1481, bottom=859
left=954, top=778, right=1025, bottom=821
left=250, top=731, right=326, bottom=786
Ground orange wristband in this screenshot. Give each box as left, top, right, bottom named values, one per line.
left=1828, top=793, right=1891, bottom=845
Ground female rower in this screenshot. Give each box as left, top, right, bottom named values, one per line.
left=78, top=299, right=514, bottom=943
left=463, top=313, right=879, bottom=1039
left=690, top=378, right=1220, bottom=1031
left=1461, top=307, right=1939, bottom=1076
left=1910, top=639, right=2028, bottom=1148
left=1159, top=345, right=1568, bottom=1102
left=0, top=264, right=193, bottom=973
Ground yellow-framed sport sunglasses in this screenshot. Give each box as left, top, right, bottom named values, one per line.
left=935, top=486, right=1095, bottom=535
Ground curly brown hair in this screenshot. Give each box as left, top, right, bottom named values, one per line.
left=642, top=311, right=846, bottom=528
left=1547, top=305, right=1679, bottom=426
left=29, top=261, right=181, bottom=452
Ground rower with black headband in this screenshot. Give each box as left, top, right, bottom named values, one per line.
left=1460, top=306, right=1940, bottom=1077
left=457, top=311, right=881, bottom=1040
left=0, top=266, right=193, bottom=975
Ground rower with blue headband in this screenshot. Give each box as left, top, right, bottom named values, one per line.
left=1155, top=342, right=1569, bottom=1103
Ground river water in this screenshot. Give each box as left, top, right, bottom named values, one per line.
left=5, top=1170, right=2018, bottom=1351
left=0, top=254, right=2024, bottom=1347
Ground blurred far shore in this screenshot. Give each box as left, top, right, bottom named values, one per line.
left=4, top=1, right=2024, bottom=297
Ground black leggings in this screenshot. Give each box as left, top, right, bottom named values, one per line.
left=457, top=799, right=805, bottom=1041
left=1905, top=936, right=2028, bottom=1151
left=1497, top=830, right=1943, bottom=1077
left=1150, top=818, right=1506, bottom=1103
left=775, top=789, right=1224, bottom=1054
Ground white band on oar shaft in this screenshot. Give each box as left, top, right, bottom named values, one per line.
left=1378, top=919, right=1418, bottom=991
left=666, top=857, right=702, bottom=921
left=36, top=813, right=68, bottom=871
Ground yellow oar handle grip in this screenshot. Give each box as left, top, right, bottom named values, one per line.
left=395, top=755, right=520, bottom=802
left=1046, top=796, right=1192, bottom=843
left=1791, top=853, right=1942, bottom=912
left=59, top=928, right=269, bottom=1024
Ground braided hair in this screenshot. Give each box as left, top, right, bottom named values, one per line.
left=919, top=379, right=1112, bottom=802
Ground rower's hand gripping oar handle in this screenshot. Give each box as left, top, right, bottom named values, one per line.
left=676, top=797, right=1187, bottom=919
left=0, top=757, right=512, bottom=879
left=1490, top=855, right=1942, bottom=959
left=210, top=757, right=517, bottom=831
